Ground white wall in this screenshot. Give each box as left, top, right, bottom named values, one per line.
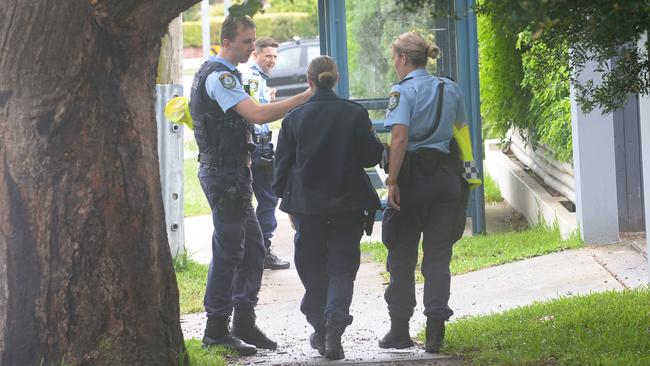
left=570, top=58, right=620, bottom=244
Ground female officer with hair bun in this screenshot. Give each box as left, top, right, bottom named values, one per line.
left=379, top=32, right=471, bottom=353
left=273, top=55, right=383, bottom=360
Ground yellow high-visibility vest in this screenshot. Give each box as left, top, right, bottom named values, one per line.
left=453, top=124, right=482, bottom=189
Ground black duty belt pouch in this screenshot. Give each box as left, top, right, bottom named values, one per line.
left=380, top=143, right=415, bottom=186
left=363, top=210, right=376, bottom=236
left=381, top=207, right=400, bottom=249
left=213, top=169, right=251, bottom=223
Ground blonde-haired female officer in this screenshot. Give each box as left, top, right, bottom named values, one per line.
left=379, top=32, right=470, bottom=353
left=273, top=56, right=383, bottom=360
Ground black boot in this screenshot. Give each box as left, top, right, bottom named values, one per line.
left=378, top=316, right=414, bottom=349
left=202, top=316, right=257, bottom=356
left=309, top=329, right=326, bottom=356
left=264, top=247, right=290, bottom=270
left=324, top=320, right=347, bottom=361
left=425, top=318, right=445, bottom=353
left=231, top=307, right=278, bottom=350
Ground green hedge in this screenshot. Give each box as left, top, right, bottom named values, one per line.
left=477, top=2, right=573, bottom=162
left=477, top=9, right=530, bottom=139
left=183, top=12, right=318, bottom=48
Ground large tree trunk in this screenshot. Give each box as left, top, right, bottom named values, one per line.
left=0, top=1, right=197, bottom=364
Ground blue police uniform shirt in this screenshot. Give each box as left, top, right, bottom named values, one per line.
left=204, top=55, right=249, bottom=113
left=239, top=61, right=271, bottom=135
left=384, top=68, right=468, bottom=152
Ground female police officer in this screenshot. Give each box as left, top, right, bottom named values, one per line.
left=273, top=56, right=383, bottom=360
left=379, top=32, right=470, bottom=353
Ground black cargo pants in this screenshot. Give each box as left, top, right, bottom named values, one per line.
left=382, top=156, right=466, bottom=321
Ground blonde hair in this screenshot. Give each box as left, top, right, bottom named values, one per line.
left=392, top=32, right=440, bottom=67
left=307, top=55, right=339, bottom=90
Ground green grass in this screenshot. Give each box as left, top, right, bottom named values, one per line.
left=184, top=158, right=212, bottom=217
left=361, top=225, right=583, bottom=282
left=483, top=173, right=503, bottom=203
left=181, top=339, right=233, bottom=366
left=175, top=252, right=209, bottom=315
left=419, top=288, right=650, bottom=366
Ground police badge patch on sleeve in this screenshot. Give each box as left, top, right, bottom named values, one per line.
left=219, top=73, right=236, bottom=89
left=248, top=79, right=259, bottom=92
left=388, top=92, right=400, bottom=111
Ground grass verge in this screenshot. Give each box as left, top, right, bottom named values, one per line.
left=184, top=158, right=212, bottom=217
left=174, top=251, right=208, bottom=315
left=483, top=173, right=503, bottom=203
left=419, top=288, right=650, bottom=366
left=360, top=224, right=582, bottom=282
left=182, top=339, right=234, bottom=366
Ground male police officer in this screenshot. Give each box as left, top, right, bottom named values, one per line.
left=238, top=37, right=290, bottom=270
left=190, top=16, right=311, bottom=355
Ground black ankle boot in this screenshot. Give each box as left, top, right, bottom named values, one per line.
left=378, top=316, right=414, bottom=349
left=425, top=318, right=445, bottom=353
left=202, top=316, right=257, bottom=356
left=231, top=307, right=278, bottom=350
left=264, top=247, right=290, bottom=270
left=324, top=320, right=347, bottom=360
left=309, top=329, right=326, bottom=356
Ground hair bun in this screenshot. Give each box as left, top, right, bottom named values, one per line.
left=427, top=45, right=440, bottom=59
left=318, top=71, right=336, bottom=83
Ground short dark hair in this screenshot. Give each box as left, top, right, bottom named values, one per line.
left=255, top=37, right=279, bottom=52
left=220, top=16, right=256, bottom=44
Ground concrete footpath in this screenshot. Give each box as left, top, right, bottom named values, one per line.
left=180, top=204, right=649, bottom=365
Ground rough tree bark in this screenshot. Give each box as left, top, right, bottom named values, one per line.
left=0, top=1, right=198, bottom=365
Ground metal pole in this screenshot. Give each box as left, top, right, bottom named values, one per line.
left=201, top=0, right=211, bottom=59
left=318, top=0, right=349, bottom=98
left=156, top=84, right=185, bottom=257
left=636, top=32, right=650, bottom=281
left=455, top=0, right=486, bottom=234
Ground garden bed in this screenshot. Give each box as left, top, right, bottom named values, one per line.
left=484, top=139, right=577, bottom=239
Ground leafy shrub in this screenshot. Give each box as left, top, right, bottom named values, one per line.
left=517, top=31, right=572, bottom=162
left=477, top=2, right=573, bottom=162
left=183, top=13, right=318, bottom=48
left=477, top=8, right=530, bottom=139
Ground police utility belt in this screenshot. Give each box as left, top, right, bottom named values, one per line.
left=253, top=131, right=272, bottom=146
left=199, top=153, right=250, bottom=168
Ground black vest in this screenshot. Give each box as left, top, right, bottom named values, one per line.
left=189, top=60, right=255, bottom=167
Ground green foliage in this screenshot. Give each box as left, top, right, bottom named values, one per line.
left=268, top=0, right=318, bottom=13
left=476, top=6, right=530, bottom=140
left=360, top=224, right=583, bottom=282
left=477, top=2, right=572, bottom=162
left=429, top=288, right=650, bottom=365
left=483, top=173, right=503, bottom=203
left=172, top=248, right=192, bottom=272
left=183, top=13, right=318, bottom=48
left=175, top=257, right=209, bottom=314
left=181, top=339, right=232, bottom=366
left=517, top=31, right=573, bottom=162
left=228, top=0, right=265, bottom=17
left=184, top=158, right=211, bottom=217
left=477, top=0, right=649, bottom=114
left=183, top=3, right=201, bottom=22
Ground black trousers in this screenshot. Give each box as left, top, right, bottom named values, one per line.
left=198, top=165, right=265, bottom=318
left=382, top=161, right=465, bottom=321
left=292, top=211, right=364, bottom=331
